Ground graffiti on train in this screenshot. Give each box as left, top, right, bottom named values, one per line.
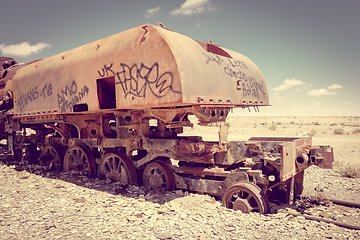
left=16, top=84, right=53, bottom=111
left=57, top=81, right=89, bottom=113
left=98, top=62, right=181, bottom=99
left=204, top=54, right=266, bottom=99
left=203, top=53, right=223, bottom=65
left=239, top=78, right=266, bottom=99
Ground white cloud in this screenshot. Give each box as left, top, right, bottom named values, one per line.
left=273, top=78, right=306, bottom=91
left=307, top=84, right=342, bottom=97
left=273, top=93, right=283, bottom=101
left=307, top=88, right=337, bottom=97
left=196, top=22, right=203, bottom=27
left=145, top=6, right=161, bottom=18
left=171, top=0, right=217, bottom=16
left=327, top=84, right=342, bottom=90
left=0, top=42, right=51, bottom=58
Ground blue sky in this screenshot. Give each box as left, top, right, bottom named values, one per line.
left=1, top=0, right=359, bottom=116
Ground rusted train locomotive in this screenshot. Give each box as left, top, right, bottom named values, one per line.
left=0, top=23, right=333, bottom=214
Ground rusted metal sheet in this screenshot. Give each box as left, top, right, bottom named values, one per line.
left=246, top=137, right=316, bottom=181
left=311, top=145, right=334, bottom=169
left=10, top=23, right=268, bottom=117
left=280, top=141, right=296, bottom=181
left=174, top=171, right=250, bottom=197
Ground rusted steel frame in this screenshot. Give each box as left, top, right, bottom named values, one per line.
left=178, top=139, right=226, bottom=156
left=247, top=137, right=312, bottom=156
left=174, top=165, right=269, bottom=197
left=97, top=138, right=128, bottom=149
left=174, top=165, right=230, bottom=178
left=174, top=171, right=249, bottom=197
left=148, top=105, right=234, bottom=125
left=279, top=138, right=310, bottom=181
left=244, top=138, right=300, bottom=181
left=63, top=114, right=103, bottom=140
left=133, top=138, right=178, bottom=168
left=137, top=137, right=229, bottom=168
left=246, top=169, right=268, bottom=186
left=266, top=181, right=284, bottom=192
left=311, top=145, right=333, bottom=169
left=175, top=174, right=225, bottom=197
left=219, top=141, right=248, bottom=165
left=148, top=107, right=191, bottom=124
left=69, top=138, right=99, bottom=148
left=165, top=121, right=192, bottom=129
left=193, top=105, right=233, bottom=124
left=12, top=114, right=63, bottom=122
left=16, top=114, right=103, bottom=146
left=174, top=166, right=267, bottom=181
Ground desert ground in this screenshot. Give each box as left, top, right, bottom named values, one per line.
left=1, top=115, right=360, bottom=239
left=186, top=115, right=360, bottom=201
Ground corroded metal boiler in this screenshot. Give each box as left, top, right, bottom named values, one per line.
left=0, top=23, right=333, bottom=215
left=3, top=23, right=268, bottom=117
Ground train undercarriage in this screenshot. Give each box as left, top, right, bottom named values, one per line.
left=1, top=106, right=334, bottom=214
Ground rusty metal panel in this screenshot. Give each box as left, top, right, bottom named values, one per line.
left=322, top=146, right=334, bottom=169
left=280, top=141, right=296, bottom=181
left=225, top=141, right=248, bottom=164
left=175, top=174, right=225, bottom=197
left=313, top=145, right=334, bottom=169
left=158, top=27, right=269, bottom=106
left=12, top=24, right=269, bottom=117
left=12, top=25, right=182, bottom=115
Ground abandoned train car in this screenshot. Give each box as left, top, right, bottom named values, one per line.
left=0, top=23, right=333, bottom=214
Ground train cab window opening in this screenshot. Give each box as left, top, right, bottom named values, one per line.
left=97, top=76, right=116, bottom=109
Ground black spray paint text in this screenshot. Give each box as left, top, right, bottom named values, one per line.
left=240, top=78, right=266, bottom=99
left=17, top=84, right=53, bottom=111
left=57, top=81, right=89, bottom=113
left=204, top=54, right=266, bottom=99
left=98, top=62, right=181, bottom=99
left=203, top=53, right=223, bottom=65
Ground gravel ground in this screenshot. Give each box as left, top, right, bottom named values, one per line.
left=1, top=116, right=360, bottom=239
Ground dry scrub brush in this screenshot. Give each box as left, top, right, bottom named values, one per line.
left=333, top=128, right=344, bottom=134
left=353, top=128, right=360, bottom=134
left=336, top=162, right=360, bottom=178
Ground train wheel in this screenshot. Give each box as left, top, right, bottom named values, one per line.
left=39, top=144, right=64, bottom=170
left=97, top=153, right=137, bottom=185
left=222, top=182, right=269, bottom=214
left=63, top=144, right=96, bottom=178
left=142, top=160, right=175, bottom=191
